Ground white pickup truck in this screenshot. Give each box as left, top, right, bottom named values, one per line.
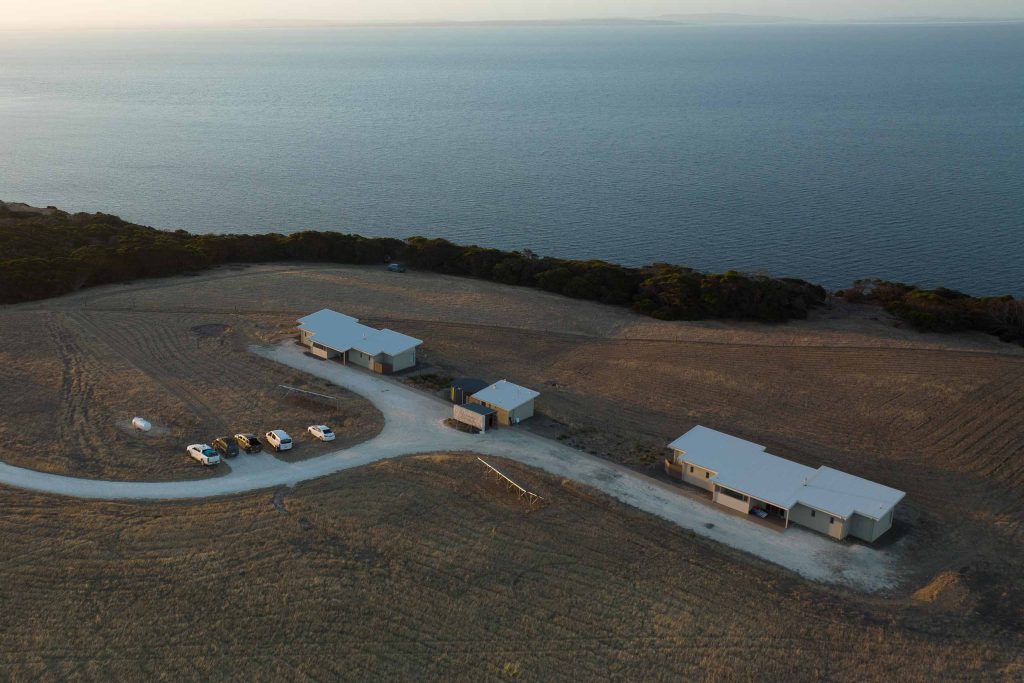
left=186, top=443, right=221, bottom=466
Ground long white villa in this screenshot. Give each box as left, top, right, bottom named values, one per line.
left=297, top=309, right=422, bottom=374
left=666, top=426, right=904, bottom=543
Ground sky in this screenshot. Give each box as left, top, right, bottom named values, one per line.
left=3, top=0, right=1023, bottom=29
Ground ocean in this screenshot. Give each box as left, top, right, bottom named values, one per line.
left=1, top=23, right=1022, bottom=295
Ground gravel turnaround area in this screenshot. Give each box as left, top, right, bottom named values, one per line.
left=0, top=343, right=903, bottom=592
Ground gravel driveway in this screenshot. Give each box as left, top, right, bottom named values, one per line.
left=0, top=343, right=904, bottom=591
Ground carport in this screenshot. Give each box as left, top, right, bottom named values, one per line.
left=453, top=402, right=496, bottom=432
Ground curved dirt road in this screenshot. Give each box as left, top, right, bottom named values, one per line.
left=0, top=343, right=903, bottom=591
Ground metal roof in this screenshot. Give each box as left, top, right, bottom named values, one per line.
left=669, top=426, right=905, bottom=519
left=713, top=453, right=817, bottom=510
left=460, top=403, right=495, bottom=416
left=668, top=425, right=768, bottom=466
left=297, top=309, right=422, bottom=357
left=798, top=467, right=906, bottom=521
left=471, top=380, right=540, bottom=412
left=451, top=378, right=490, bottom=394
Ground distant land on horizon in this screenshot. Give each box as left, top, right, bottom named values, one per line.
left=8, top=13, right=1024, bottom=31
left=148, top=14, right=1024, bottom=28
left=229, top=14, right=810, bottom=27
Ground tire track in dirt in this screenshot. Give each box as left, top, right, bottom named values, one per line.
left=920, top=370, right=1024, bottom=474
left=86, top=310, right=372, bottom=468
left=105, top=313, right=264, bottom=443
left=143, top=315, right=317, bottom=429
left=94, top=315, right=221, bottom=425
left=65, top=266, right=303, bottom=309
left=103, top=312, right=258, bottom=411
left=920, top=370, right=1024, bottom=449
left=79, top=303, right=1024, bottom=358
left=75, top=302, right=1023, bottom=493
left=47, top=313, right=112, bottom=468
left=63, top=311, right=225, bottom=434
left=906, top=367, right=1024, bottom=539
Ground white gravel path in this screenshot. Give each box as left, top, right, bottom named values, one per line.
left=0, top=342, right=903, bottom=591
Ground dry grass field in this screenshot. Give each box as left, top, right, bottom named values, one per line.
left=1, top=263, right=1022, bottom=678
left=0, top=454, right=1020, bottom=681
left=0, top=287, right=382, bottom=481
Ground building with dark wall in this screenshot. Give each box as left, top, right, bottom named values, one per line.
left=450, top=378, right=489, bottom=405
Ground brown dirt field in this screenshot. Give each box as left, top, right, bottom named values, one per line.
left=0, top=298, right=382, bottom=480
left=82, top=266, right=1022, bottom=597
left=3, top=264, right=1024, bottom=675
left=0, top=454, right=1020, bottom=681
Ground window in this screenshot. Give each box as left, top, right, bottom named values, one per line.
left=811, top=510, right=816, bottom=517
left=705, top=472, right=710, bottom=479
left=689, top=466, right=694, bottom=473
left=830, top=516, right=835, bottom=524
left=718, top=487, right=748, bottom=502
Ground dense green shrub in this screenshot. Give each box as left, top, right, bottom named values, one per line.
left=632, top=265, right=824, bottom=322
left=14, top=203, right=1017, bottom=345
left=836, top=279, right=1023, bottom=345
left=0, top=204, right=822, bottom=322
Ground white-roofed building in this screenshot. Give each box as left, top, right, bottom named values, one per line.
left=297, top=309, right=422, bottom=374
left=467, top=380, right=539, bottom=426
left=666, top=425, right=904, bottom=543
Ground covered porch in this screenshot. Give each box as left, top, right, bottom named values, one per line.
left=713, top=484, right=790, bottom=530
left=750, top=499, right=790, bottom=529
left=664, top=458, right=790, bottom=530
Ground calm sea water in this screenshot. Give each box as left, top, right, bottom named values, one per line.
left=1, top=24, right=1022, bottom=294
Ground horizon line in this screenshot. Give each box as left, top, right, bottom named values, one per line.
left=3, top=14, right=1024, bottom=32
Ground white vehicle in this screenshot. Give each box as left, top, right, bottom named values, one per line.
left=186, top=443, right=221, bottom=466
left=307, top=425, right=336, bottom=442
left=266, top=429, right=293, bottom=451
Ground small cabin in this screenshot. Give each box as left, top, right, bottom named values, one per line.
left=466, top=379, right=539, bottom=426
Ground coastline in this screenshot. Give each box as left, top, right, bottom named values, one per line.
left=2, top=201, right=1022, bottom=347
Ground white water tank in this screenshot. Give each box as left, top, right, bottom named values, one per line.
left=132, top=417, right=152, bottom=432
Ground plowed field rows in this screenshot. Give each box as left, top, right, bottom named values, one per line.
left=0, top=455, right=1019, bottom=680
left=0, top=296, right=382, bottom=480
left=2, top=264, right=1022, bottom=677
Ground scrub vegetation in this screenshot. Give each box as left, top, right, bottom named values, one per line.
left=4, top=202, right=1021, bottom=343
left=0, top=202, right=820, bottom=324
left=837, top=279, right=1024, bottom=344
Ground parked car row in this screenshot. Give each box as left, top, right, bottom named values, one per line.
left=186, top=426, right=336, bottom=466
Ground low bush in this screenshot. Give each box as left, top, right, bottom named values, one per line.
left=14, top=203, right=1020, bottom=346
left=836, top=279, right=1024, bottom=345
